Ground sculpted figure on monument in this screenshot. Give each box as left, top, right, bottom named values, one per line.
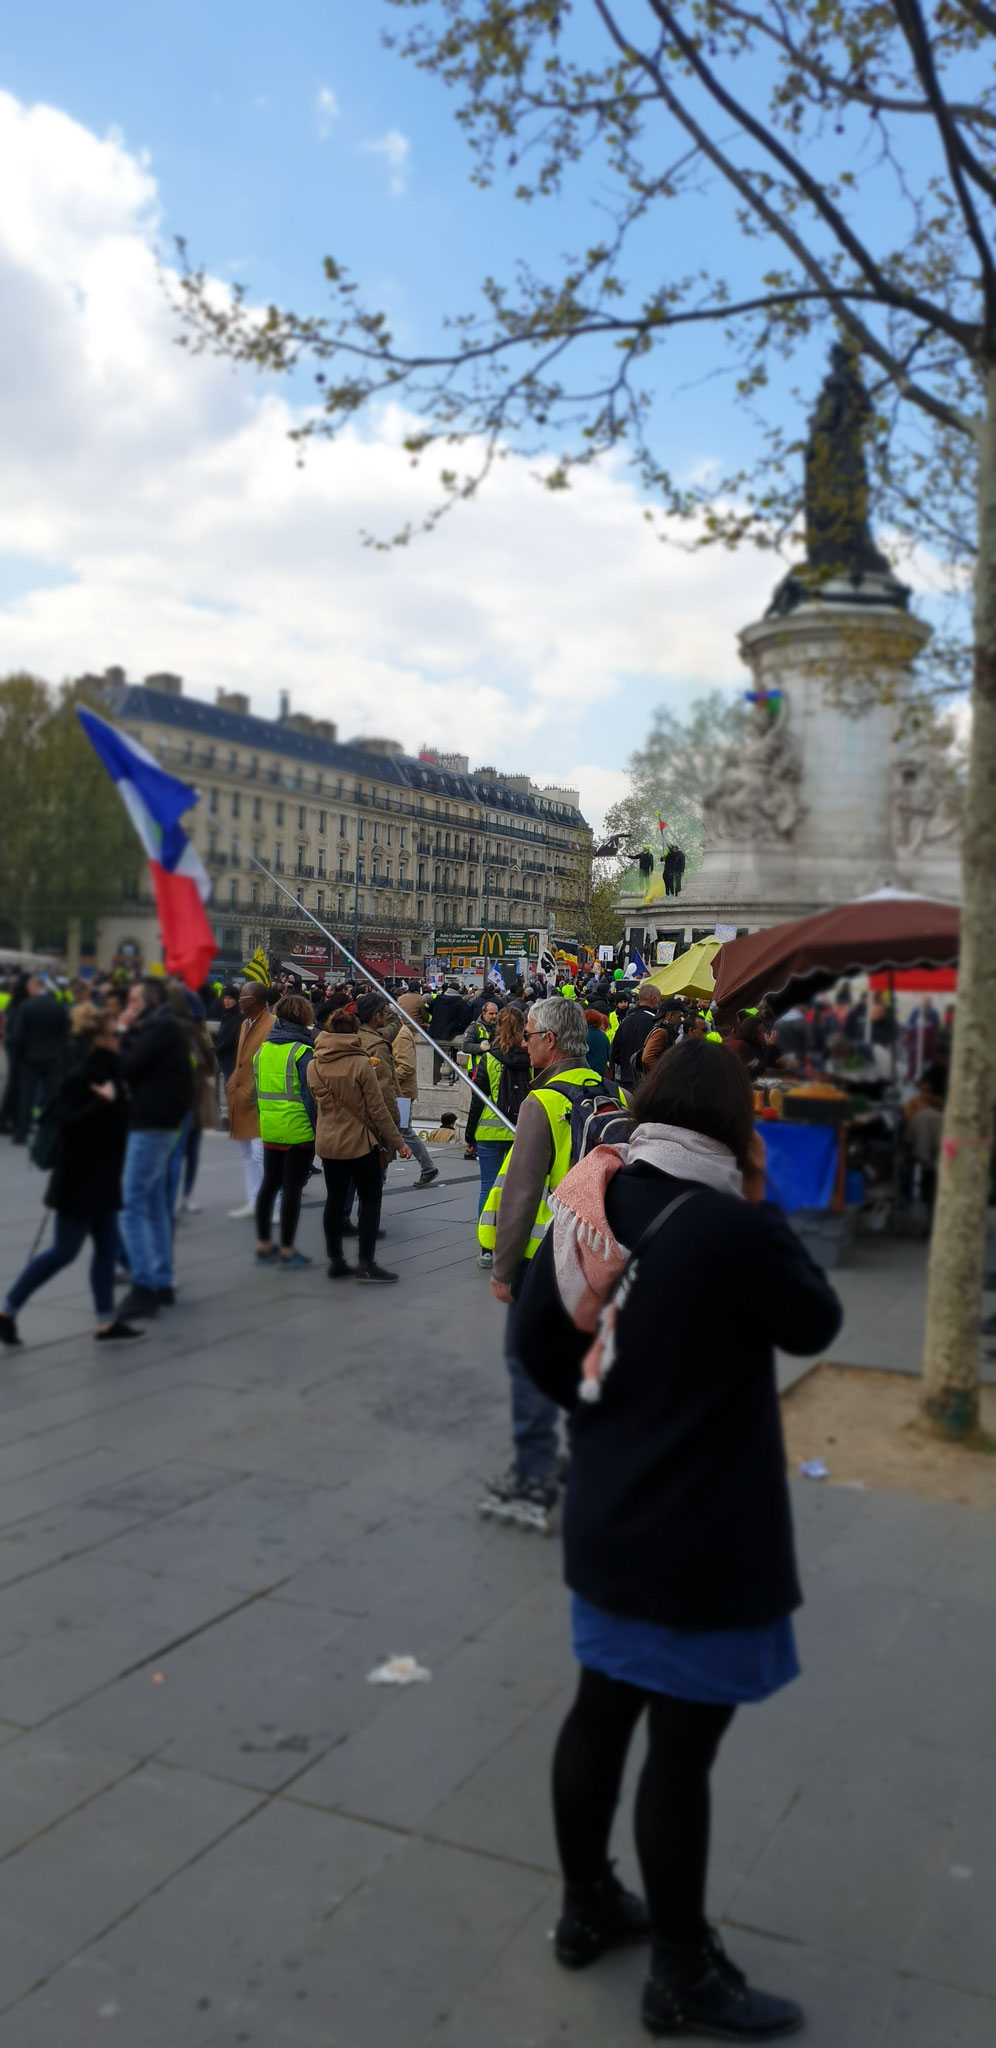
left=892, top=745, right=962, bottom=856
left=702, top=691, right=804, bottom=843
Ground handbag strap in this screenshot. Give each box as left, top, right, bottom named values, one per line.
left=618, top=1186, right=700, bottom=1284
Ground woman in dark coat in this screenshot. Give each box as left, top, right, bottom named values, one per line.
left=513, top=1038, right=841, bottom=2040
left=0, top=1005, right=142, bottom=1345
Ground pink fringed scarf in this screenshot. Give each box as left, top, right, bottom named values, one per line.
left=549, top=1123, right=742, bottom=1401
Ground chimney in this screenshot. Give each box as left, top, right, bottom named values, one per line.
left=143, top=672, right=183, bottom=697
left=215, top=689, right=250, bottom=716
left=279, top=691, right=290, bottom=721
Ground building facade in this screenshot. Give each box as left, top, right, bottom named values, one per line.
left=90, top=672, right=591, bottom=975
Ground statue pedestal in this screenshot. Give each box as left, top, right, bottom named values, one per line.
left=621, top=596, right=959, bottom=950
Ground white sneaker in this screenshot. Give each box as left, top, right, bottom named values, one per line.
left=180, top=1198, right=201, bottom=1214
left=227, top=1203, right=256, bottom=1219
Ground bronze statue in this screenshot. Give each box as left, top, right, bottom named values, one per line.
left=768, top=341, right=909, bottom=615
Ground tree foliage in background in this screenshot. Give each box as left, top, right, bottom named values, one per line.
left=174, top=1, right=996, bottom=1433
left=556, top=848, right=625, bottom=951
left=605, top=689, right=746, bottom=889
left=0, top=676, right=140, bottom=950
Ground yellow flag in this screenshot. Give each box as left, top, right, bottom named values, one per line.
left=241, top=945, right=270, bottom=985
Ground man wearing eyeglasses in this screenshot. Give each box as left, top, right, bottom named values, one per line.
left=478, top=995, right=608, bottom=1533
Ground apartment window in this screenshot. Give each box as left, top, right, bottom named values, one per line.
left=274, top=842, right=282, bottom=869
left=417, top=898, right=425, bottom=922
left=400, top=828, right=406, bottom=850
left=208, top=831, right=217, bottom=857
left=231, top=792, right=240, bottom=819
left=228, top=750, right=237, bottom=772
left=297, top=806, right=306, bottom=830
left=318, top=811, right=327, bottom=834
left=250, top=882, right=259, bottom=906
left=357, top=820, right=365, bottom=842
left=315, top=773, right=323, bottom=794
left=297, top=844, right=306, bottom=869
left=316, top=889, right=324, bottom=915
left=276, top=801, right=284, bottom=826
left=252, top=796, right=262, bottom=822
left=296, top=889, right=303, bottom=906
left=317, top=851, right=325, bottom=877
left=372, top=822, right=379, bottom=843
left=208, top=788, right=218, bottom=815
left=338, top=893, right=345, bottom=916
left=252, top=837, right=261, bottom=861
left=386, top=860, right=392, bottom=881
left=418, top=863, right=426, bottom=887
left=249, top=755, right=258, bottom=779
left=339, top=815, right=347, bottom=837
left=386, top=825, right=393, bottom=847
left=228, top=879, right=238, bottom=905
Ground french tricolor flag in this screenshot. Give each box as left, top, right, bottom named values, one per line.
left=78, top=707, right=216, bottom=990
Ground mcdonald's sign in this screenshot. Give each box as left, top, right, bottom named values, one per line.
left=435, top=927, right=543, bottom=960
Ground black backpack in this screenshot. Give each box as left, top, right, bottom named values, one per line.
left=495, top=1057, right=531, bottom=1127
left=545, top=1076, right=628, bottom=1165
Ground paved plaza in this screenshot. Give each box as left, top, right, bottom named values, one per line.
left=0, top=1133, right=993, bottom=2046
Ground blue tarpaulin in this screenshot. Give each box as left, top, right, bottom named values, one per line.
left=760, top=1121, right=838, bottom=1212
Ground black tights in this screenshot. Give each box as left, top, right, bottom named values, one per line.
left=255, top=1143, right=314, bottom=1250
left=552, top=1665, right=734, bottom=1944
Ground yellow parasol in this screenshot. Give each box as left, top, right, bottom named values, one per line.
left=646, top=936, right=723, bottom=1003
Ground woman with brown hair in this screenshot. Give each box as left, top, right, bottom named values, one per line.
left=308, top=1009, right=411, bottom=1284
left=1, top=1004, right=141, bottom=1345
left=514, top=1038, right=841, bottom=2040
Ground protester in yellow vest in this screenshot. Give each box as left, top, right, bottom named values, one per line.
left=251, top=993, right=317, bottom=1268
left=478, top=995, right=607, bottom=1533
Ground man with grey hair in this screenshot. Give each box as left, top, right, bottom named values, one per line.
left=478, top=994, right=618, bottom=1532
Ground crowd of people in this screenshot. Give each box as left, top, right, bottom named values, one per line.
left=0, top=951, right=959, bottom=2038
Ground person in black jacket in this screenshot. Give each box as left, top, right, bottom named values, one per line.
left=0, top=1006, right=142, bottom=1345
left=609, top=982, right=661, bottom=1090
left=116, top=979, right=194, bottom=1321
left=429, top=983, right=473, bottom=1085
left=513, top=1038, right=841, bottom=2041
left=9, top=976, right=70, bottom=1143
left=212, top=985, right=243, bottom=1086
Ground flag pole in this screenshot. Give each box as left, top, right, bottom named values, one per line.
left=247, top=856, right=515, bottom=1133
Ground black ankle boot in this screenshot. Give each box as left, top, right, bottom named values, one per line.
left=555, top=1864, right=651, bottom=1969
left=642, top=1927, right=803, bottom=2039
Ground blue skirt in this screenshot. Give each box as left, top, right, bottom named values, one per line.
left=572, top=1595, right=800, bottom=1706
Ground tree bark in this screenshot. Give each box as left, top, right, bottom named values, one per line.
left=922, top=364, right=996, bottom=1435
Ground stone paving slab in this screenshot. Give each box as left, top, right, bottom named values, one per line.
left=0, top=1133, right=994, bottom=2044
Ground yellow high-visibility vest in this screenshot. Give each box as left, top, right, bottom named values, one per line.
left=478, top=1065, right=601, bottom=1257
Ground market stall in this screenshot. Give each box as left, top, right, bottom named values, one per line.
left=714, top=892, right=960, bottom=1260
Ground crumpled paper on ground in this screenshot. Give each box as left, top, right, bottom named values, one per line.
left=366, top=1654, right=432, bottom=1686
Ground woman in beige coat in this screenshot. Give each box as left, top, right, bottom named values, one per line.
left=307, top=1012, right=411, bottom=1285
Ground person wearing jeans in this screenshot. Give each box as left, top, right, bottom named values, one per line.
left=0, top=1001, right=144, bottom=1348
left=116, top=980, right=194, bottom=1320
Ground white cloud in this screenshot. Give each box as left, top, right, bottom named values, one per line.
left=0, top=87, right=771, bottom=822
left=315, top=85, right=339, bottom=141
left=361, top=127, right=410, bottom=196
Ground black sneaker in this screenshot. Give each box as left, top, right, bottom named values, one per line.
left=555, top=1864, right=651, bottom=1969
left=116, top=1285, right=160, bottom=1320
left=355, top=1260, right=399, bottom=1284
left=94, top=1320, right=147, bottom=1343
left=0, top=1312, right=22, bottom=1348
left=478, top=1472, right=558, bottom=1534
left=327, top=1257, right=353, bottom=1279
left=642, top=1927, right=803, bottom=2040
left=156, top=1286, right=177, bottom=1306
left=414, top=1168, right=439, bottom=1189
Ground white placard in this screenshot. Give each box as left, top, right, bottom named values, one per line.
left=656, top=941, right=676, bottom=965
left=713, top=924, right=737, bottom=942
left=598, top=945, right=615, bottom=962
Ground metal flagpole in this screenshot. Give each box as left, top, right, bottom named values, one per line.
left=247, top=855, right=516, bottom=1133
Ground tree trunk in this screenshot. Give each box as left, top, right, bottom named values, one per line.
left=922, top=365, right=996, bottom=1435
